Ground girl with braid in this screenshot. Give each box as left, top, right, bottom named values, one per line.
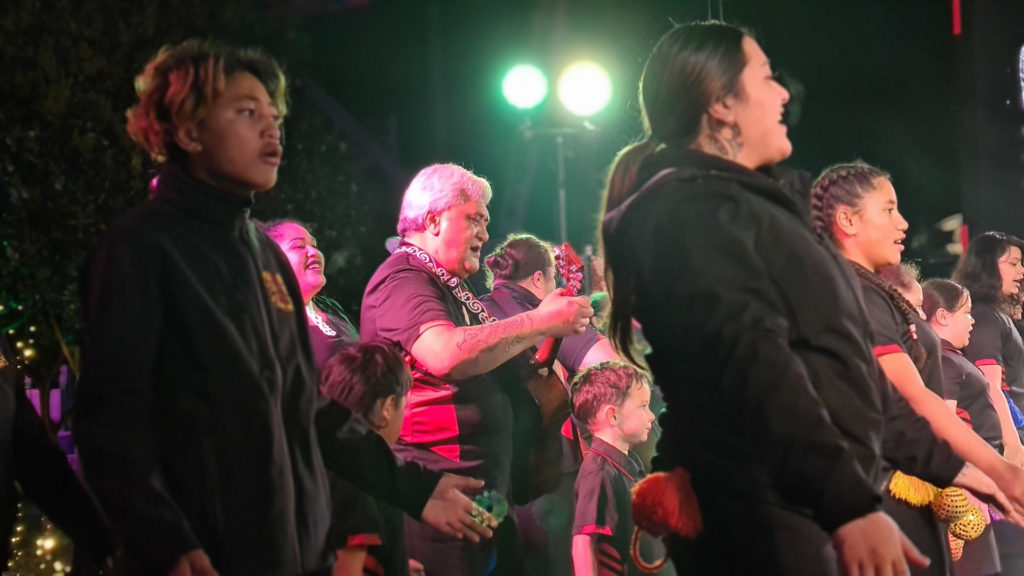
left=601, top=20, right=941, bottom=575
left=811, top=161, right=1024, bottom=575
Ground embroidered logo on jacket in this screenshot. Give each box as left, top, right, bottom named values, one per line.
left=261, top=271, right=295, bottom=312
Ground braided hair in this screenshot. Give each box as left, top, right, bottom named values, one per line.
left=850, top=261, right=928, bottom=371
left=809, top=161, right=891, bottom=242
left=811, top=162, right=926, bottom=371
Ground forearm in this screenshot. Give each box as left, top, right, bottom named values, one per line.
left=571, top=534, right=598, bottom=576
left=420, top=312, right=547, bottom=379
left=881, top=354, right=1004, bottom=475
left=981, top=366, right=1023, bottom=451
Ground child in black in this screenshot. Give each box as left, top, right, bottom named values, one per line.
left=571, top=362, right=656, bottom=576
left=321, top=341, right=422, bottom=576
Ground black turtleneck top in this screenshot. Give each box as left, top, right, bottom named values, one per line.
left=75, top=163, right=440, bottom=575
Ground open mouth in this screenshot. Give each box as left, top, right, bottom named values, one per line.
left=262, top=145, right=283, bottom=166
left=306, top=259, right=323, bottom=272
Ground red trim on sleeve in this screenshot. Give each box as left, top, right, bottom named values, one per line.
left=974, top=359, right=999, bottom=367
left=579, top=524, right=613, bottom=536
left=873, top=344, right=903, bottom=357
left=955, top=407, right=973, bottom=428
left=345, top=533, right=383, bottom=547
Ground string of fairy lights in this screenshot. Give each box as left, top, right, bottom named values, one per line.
left=1, top=303, right=38, bottom=371
left=6, top=501, right=73, bottom=576
left=2, top=303, right=72, bottom=575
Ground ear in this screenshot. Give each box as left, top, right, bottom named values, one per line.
left=376, top=395, right=399, bottom=430
left=935, top=308, right=952, bottom=327
left=531, top=270, right=545, bottom=288
left=602, top=403, right=618, bottom=426
left=172, top=120, right=203, bottom=154
left=706, top=94, right=739, bottom=125
left=424, top=211, right=442, bottom=236
left=834, top=204, right=858, bottom=237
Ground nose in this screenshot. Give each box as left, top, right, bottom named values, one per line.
left=264, top=116, right=282, bottom=143
left=896, top=211, right=909, bottom=232
left=478, top=223, right=489, bottom=243
left=780, top=83, right=790, bottom=105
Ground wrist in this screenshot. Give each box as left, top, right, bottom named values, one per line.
left=526, top=309, right=550, bottom=339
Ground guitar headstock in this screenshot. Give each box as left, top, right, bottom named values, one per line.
left=553, top=243, right=585, bottom=297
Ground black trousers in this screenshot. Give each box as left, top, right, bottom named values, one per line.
left=667, top=494, right=838, bottom=576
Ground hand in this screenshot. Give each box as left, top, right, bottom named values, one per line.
left=1004, top=441, right=1024, bottom=468
left=167, top=549, right=217, bottom=576
left=420, top=473, right=497, bottom=542
left=534, top=289, right=593, bottom=337
left=409, top=559, right=426, bottom=576
left=832, top=511, right=929, bottom=576
left=975, top=461, right=1024, bottom=526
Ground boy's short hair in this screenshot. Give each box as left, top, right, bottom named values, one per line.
left=570, top=361, right=650, bottom=428
left=126, top=38, right=287, bottom=163
left=321, top=341, right=412, bottom=422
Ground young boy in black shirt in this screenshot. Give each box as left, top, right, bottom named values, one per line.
left=571, top=362, right=656, bottom=576
left=320, top=341, right=423, bottom=576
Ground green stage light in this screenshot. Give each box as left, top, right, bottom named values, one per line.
left=557, top=61, right=611, bottom=117
left=502, top=64, right=548, bottom=110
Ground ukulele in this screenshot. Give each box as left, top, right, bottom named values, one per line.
left=526, top=242, right=584, bottom=428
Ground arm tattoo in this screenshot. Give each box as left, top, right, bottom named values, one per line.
left=454, top=313, right=535, bottom=358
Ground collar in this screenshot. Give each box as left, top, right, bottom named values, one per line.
left=154, top=161, right=255, bottom=227
left=602, top=147, right=808, bottom=245
left=587, top=436, right=643, bottom=482
left=940, top=339, right=964, bottom=355
left=490, top=281, right=541, bottom=307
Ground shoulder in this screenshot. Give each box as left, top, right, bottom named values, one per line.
left=88, top=203, right=174, bottom=268
left=364, top=252, right=442, bottom=298
left=858, top=276, right=898, bottom=314
left=940, top=350, right=967, bottom=376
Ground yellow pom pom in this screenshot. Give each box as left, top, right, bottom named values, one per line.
left=931, top=487, right=971, bottom=524
left=948, top=505, right=987, bottom=542
left=888, top=471, right=939, bottom=506
left=948, top=532, right=964, bottom=562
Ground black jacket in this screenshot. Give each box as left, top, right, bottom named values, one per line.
left=0, top=335, right=112, bottom=569
left=602, top=148, right=961, bottom=533
left=75, top=163, right=333, bottom=575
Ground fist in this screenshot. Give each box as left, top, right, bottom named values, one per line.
left=536, top=289, right=593, bottom=337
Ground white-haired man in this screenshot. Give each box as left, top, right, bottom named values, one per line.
left=361, top=163, right=593, bottom=575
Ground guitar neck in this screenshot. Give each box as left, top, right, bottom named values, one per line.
left=533, top=336, right=563, bottom=369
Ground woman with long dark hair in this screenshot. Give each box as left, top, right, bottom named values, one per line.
left=954, top=232, right=1024, bottom=573
left=600, top=21, right=941, bottom=574
left=954, top=232, right=1024, bottom=454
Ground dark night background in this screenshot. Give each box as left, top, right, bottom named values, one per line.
left=1, top=1, right=1024, bottom=569
left=2, top=0, right=1024, bottom=395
